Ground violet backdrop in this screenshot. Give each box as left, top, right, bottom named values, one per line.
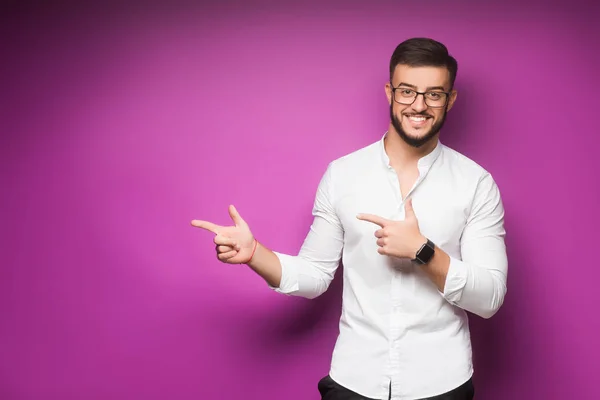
left=2, top=1, right=599, bottom=399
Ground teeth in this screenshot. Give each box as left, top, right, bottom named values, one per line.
left=409, top=116, right=427, bottom=121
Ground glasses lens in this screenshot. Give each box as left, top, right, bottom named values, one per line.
left=424, top=92, right=447, bottom=107
left=395, top=89, right=416, bottom=104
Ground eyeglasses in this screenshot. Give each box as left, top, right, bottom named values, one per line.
left=390, top=82, right=450, bottom=108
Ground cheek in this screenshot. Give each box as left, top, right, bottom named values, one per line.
left=393, top=104, right=410, bottom=118
left=429, top=109, right=445, bottom=120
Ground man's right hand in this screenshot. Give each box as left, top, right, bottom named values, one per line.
left=191, top=205, right=257, bottom=264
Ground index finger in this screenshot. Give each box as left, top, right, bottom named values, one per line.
left=356, top=213, right=388, bottom=227
left=190, top=219, right=221, bottom=233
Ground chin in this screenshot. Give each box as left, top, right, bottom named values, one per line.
left=396, top=125, right=438, bottom=148
left=402, top=126, right=431, bottom=139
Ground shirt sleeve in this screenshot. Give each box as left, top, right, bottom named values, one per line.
left=442, top=172, right=508, bottom=319
left=270, top=162, right=345, bottom=299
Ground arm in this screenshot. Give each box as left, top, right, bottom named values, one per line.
left=248, top=163, right=344, bottom=299
left=421, top=173, right=508, bottom=319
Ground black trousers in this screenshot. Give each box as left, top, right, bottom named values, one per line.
left=317, top=375, right=474, bottom=400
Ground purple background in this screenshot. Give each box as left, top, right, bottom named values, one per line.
left=2, top=1, right=599, bottom=399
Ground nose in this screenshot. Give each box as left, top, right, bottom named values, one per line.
left=410, top=93, right=428, bottom=113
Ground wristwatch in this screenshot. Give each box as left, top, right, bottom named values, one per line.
left=412, top=238, right=436, bottom=265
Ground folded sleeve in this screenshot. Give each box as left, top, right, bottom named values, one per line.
left=270, top=162, right=345, bottom=299
left=442, top=173, right=508, bottom=319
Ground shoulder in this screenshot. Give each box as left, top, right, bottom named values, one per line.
left=327, top=139, right=382, bottom=175
left=314, top=139, right=382, bottom=199
left=440, top=144, right=497, bottom=185
left=439, top=145, right=504, bottom=212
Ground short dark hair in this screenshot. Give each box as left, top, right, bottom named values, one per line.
left=389, top=38, right=458, bottom=89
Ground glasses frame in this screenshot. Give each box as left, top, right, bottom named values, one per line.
left=390, top=81, right=451, bottom=108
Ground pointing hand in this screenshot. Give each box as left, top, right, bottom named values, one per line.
left=191, top=205, right=257, bottom=264
left=356, top=198, right=426, bottom=259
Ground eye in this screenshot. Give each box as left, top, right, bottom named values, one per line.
left=426, top=92, right=442, bottom=100
left=400, top=89, right=415, bottom=97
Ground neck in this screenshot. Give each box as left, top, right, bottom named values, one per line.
left=384, top=125, right=439, bottom=170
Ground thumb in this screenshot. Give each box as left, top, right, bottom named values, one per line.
left=405, top=198, right=416, bottom=218
left=228, top=204, right=246, bottom=227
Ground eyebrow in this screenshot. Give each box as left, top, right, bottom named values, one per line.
left=396, top=82, right=447, bottom=92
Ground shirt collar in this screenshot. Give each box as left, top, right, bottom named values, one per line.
left=379, top=131, right=443, bottom=171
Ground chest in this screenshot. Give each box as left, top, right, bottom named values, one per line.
left=395, top=168, right=419, bottom=201
left=335, top=169, right=470, bottom=253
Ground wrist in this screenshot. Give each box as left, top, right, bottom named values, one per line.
left=245, top=238, right=258, bottom=264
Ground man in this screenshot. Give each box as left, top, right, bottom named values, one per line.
left=192, top=37, right=508, bottom=400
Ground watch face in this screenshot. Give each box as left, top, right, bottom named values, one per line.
left=417, top=241, right=435, bottom=264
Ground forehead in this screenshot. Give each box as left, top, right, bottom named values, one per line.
left=392, top=65, right=451, bottom=89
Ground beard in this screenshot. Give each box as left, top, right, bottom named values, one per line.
left=390, top=103, right=448, bottom=148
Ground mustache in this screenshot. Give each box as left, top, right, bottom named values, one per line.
left=403, top=112, right=433, bottom=117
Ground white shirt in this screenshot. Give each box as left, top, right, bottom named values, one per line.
left=271, top=133, right=508, bottom=400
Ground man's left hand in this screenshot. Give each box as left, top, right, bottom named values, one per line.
left=356, top=198, right=426, bottom=259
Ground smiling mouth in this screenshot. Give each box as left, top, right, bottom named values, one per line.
left=404, top=114, right=432, bottom=127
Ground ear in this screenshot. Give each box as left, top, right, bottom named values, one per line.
left=385, top=81, right=393, bottom=106
left=446, top=89, right=458, bottom=112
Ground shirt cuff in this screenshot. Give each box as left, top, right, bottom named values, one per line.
left=442, top=256, right=469, bottom=304
left=268, top=252, right=300, bottom=294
